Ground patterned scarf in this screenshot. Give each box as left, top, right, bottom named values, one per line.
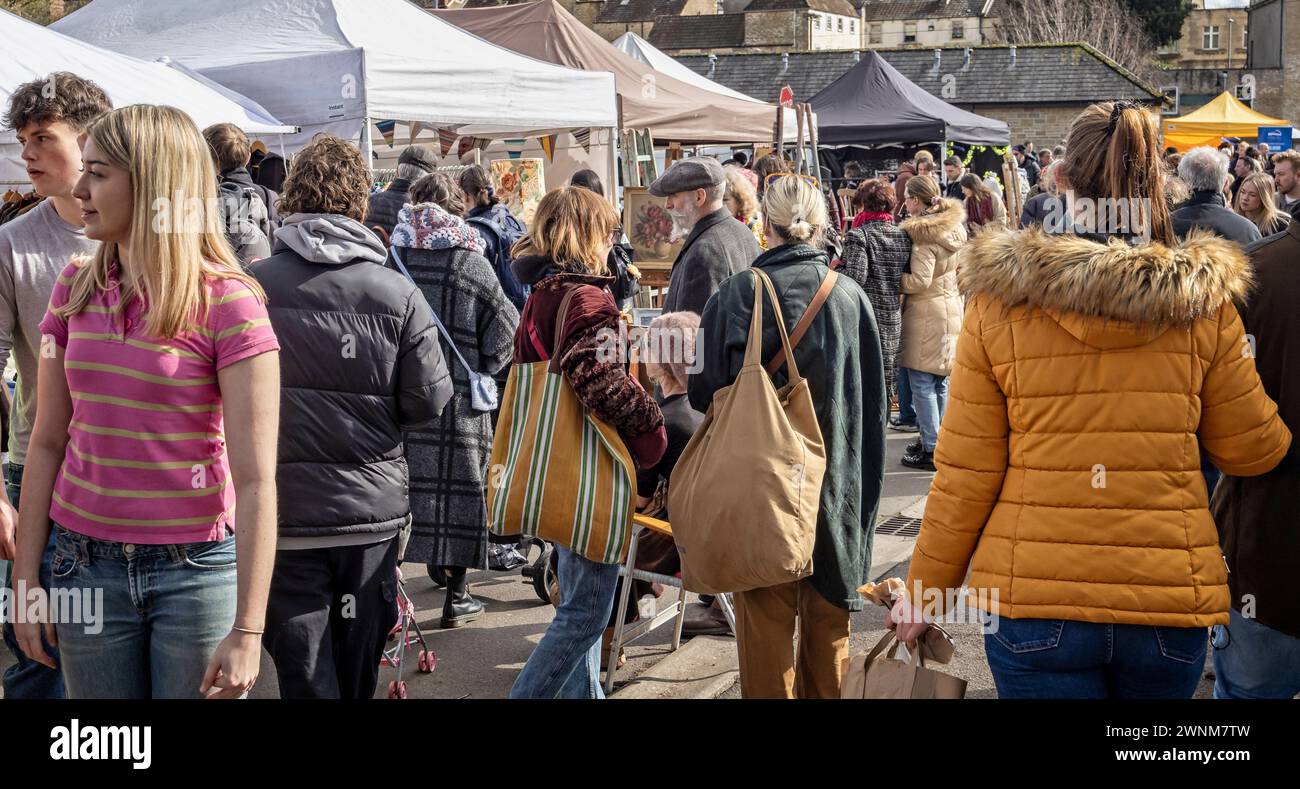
left=391, top=202, right=486, bottom=255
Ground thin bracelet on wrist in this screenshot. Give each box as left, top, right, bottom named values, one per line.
left=232, top=625, right=264, bottom=636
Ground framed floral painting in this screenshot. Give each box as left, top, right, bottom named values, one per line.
left=623, top=187, right=683, bottom=271
left=489, top=158, right=544, bottom=226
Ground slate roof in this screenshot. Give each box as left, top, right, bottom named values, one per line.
left=647, top=13, right=748, bottom=48
left=855, top=0, right=1001, bottom=21
left=674, top=44, right=1163, bottom=106
left=596, top=0, right=689, bottom=23
left=745, top=0, right=859, bottom=16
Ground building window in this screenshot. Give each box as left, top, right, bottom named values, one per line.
left=1203, top=25, right=1220, bottom=50
left=869, top=23, right=882, bottom=44
left=904, top=21, right=917, bottom=43
left=850, top=20, right=855, bottom=34
left=952, top=21, right=964, bottom=40
left=814, top=14, right=820, bottom=30
left=837, top=18, right=843, bottom=33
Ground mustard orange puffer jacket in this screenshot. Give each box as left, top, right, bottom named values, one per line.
left=906, top=228, right=1292, bottom=628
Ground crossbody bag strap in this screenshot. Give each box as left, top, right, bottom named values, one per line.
left=390, top=246, right=474, bottom=377
left=765, top=269, right=839, bottom=376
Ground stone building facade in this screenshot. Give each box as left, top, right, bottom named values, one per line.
left=1155, top=0, right=1250, bottom=71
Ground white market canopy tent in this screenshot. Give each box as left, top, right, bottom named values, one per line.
left=52, top=0, right=620, bottom=180
left=613, top=32, right=760, bottom=104
left=612, top=31, right=802, bottom=141
left=0, top=8, right=293, bottom=185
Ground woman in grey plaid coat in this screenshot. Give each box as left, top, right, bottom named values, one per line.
left=391, top=174, right=519, bottom=627
left=840, top=178, right=912, bottom=394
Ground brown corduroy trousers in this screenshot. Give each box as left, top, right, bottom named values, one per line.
left=733, top=578, right=850, bottom=698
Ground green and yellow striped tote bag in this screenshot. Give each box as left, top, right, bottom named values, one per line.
left=487, top=294, right=636, bottom=565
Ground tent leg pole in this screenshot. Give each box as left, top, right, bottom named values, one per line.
left=278, top=134, right=287, bottom=163
left=362, top=115, right=374, bottom=172
left=607, top=126, right=619, bottom=206
left=941, top=133, right=948, bottom=190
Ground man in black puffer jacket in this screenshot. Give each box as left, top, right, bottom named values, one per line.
left=251, top=135, right=453, bottom=699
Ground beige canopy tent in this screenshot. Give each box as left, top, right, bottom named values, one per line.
left=433, top=0, right=786, bottom=145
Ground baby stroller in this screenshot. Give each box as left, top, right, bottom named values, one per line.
left=425, top=535, right=557, bottom=604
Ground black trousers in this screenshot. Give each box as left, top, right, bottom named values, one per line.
left=264, top=538, right=400, bottom=699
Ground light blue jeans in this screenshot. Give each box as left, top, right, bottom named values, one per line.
left=907, top=369, right=949, bottom=452
left=510, top=545, right=620, bottom=699
left=1212, top=607, right=1300, bottom=699
left=49, top=523, right=238, bottom=699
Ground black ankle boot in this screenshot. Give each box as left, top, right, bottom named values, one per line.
left=440, top=566, right=484, bottom=628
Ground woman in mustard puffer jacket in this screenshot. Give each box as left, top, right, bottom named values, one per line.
left=893, top=101, right=1292, bottom=698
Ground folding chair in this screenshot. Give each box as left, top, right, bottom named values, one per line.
left=603, top=513, right=736, bottom=696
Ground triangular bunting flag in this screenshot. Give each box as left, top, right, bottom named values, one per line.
left=375, top=119, right=396, bottom=148
left=438, top=128, right=459, bottom=157
left=572, top=127, right=591, bottom=154
left=537, top=133, right=558, bottom=162
left=408, top=121, right=424, bottom=146
left=474, top=137, right=491, bottom=153
left=504, top=138, right=526, bottom=157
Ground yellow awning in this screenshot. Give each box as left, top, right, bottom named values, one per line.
left=1161, top=92, right=1291, bottom=152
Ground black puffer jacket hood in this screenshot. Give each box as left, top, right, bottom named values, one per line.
left=251, top=246, right=453, bottom=537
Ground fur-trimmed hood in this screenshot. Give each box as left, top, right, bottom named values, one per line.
left=901, top=198, right=967, bottom=252
left=961, top=227, right=1253, bottom=347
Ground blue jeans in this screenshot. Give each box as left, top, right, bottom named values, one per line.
left=49, top=523, right=238, bottom=699
left=895, top=366, right=915, bottom=424
left=1212, top=607, right=1300, bottom=699
left=2, top=463, right=66, bottom=698
left=984, top=615, right=1207, bottom=698
left=510, top=545, right=619, bottom=699
left=907, top=369, right=948, bottom=452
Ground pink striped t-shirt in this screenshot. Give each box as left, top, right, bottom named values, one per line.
left=39, top=258, right=280, bottom=544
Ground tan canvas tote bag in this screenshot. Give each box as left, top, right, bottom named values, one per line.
left=668, top=268, right=827, bottom=594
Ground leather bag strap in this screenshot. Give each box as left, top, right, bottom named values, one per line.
left=765, top=269, right=839, bottom=376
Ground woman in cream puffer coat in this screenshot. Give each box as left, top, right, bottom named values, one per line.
left=896, top=101, right=1292, bottom=699
left=898, top=182, right=967, bottom=470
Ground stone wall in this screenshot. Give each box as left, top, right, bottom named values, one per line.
left=743, top=10, right=802, bottom=48
left=959, top=104, right=1088, bottom=150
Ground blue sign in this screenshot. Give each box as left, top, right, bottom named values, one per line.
left=1258, top=126, right=1293, bottom=149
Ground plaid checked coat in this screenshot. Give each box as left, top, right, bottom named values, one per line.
left=839, top=220, right=911, bottom=394
left=401, top=245, right=520, bottom=568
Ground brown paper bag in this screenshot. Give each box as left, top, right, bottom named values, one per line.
left=841, top=632, right=967, bottom=699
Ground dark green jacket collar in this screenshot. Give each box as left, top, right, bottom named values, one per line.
left=753, top=241, right=828, bottom=270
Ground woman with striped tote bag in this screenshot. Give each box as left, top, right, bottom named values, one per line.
left=489, top=187, right=666, bottom=698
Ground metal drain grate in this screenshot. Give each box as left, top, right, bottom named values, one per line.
left=875, top=515, right=923, bottom=537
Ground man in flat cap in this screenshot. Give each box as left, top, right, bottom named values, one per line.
left=652, top=157, right=760, bottom=315
left=367, top=144, right=438, bottom=242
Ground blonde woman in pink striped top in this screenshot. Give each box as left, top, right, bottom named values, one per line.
left=11, top=105, right=281, bottom=699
